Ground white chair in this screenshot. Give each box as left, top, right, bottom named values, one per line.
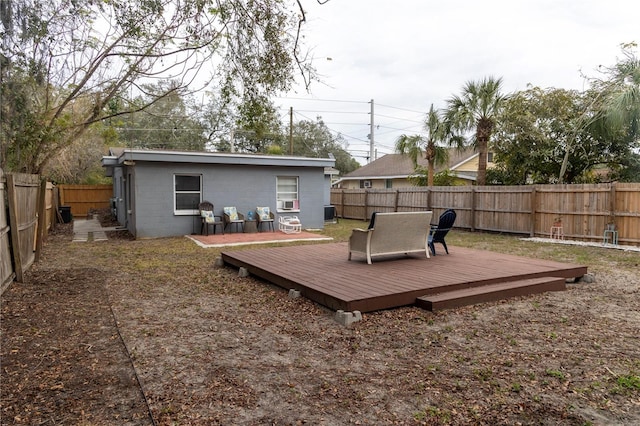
left=348, top=211, right=433, bottom=264
left=279, top=216, right=302, bottom=234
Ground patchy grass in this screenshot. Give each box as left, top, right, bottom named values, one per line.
left=2, top=216, right=639, bottom=425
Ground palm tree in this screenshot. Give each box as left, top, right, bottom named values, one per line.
left=603, top=44, right=640, bottom=141
left=559, top=44, right=639, bottom=183
left=395, top=104, right=449, bottom=186
left=445, top=76, right=508, bottom=185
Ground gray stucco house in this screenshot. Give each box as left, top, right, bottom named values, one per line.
left=101, top=148, right=336, bottom=238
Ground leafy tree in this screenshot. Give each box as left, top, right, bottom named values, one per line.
left=598, top=44, right=639, bottom=139
left=115, top=81, right=207, bottom=151
left=556, top=44, right=640, bottom=183
left=0, top=0, right=317, bottom=174
left=290, top=118, right=359, bottom=175
left=492, top=85, right=637, bottom=184
left=491, top=87, right=585, bottom=184
left=491, top=45, right=640, bottom=185
left=43, top=123, right=113, bottom=184
left=599, top=43, right=640, bottom=158
left=445, top=77, right=508, bottom=185
left=395, top=104, right=449, bottom=186
left=224, top=94, right=286, bottom=153
left=408, top=168, right=460, bottom=186
left=433, top=169, right=462, bottom=186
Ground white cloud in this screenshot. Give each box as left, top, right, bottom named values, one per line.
left=277, top=0, right=639, bottom=164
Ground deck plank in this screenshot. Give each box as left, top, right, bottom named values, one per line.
left=221, top=243, right=587, bottom=312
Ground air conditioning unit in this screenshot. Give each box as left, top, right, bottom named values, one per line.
left=283, top=200, right=295, bottom=209
left=363, top=180, right=372, bottom=188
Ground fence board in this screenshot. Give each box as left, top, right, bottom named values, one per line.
left=331, top=183, right=640, bottom=246
left=7, top=173, right=41, bottom=282
left=0, top=169, right=15, bottom=293
left=615, top=183, right=640, bottom=244
left=58, top=184, right=112, bottom=218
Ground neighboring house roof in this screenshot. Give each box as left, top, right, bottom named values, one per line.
left=337, top=148, right=477, bottom=183
left=102, top=148, right=335, bottom=169
left=324, top=167, right=340, bottom=176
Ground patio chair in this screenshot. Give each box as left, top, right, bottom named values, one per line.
left=348, top=211, right=433, bottom=264
left=256, top=206, right=275, bottom=232
left=223, top=206, right=245, bottom=233
left=279, top=216, right=301, bottom=234
left=428, top=209, right=457, bottom=256
left=199, top=201, right=223, bottom=235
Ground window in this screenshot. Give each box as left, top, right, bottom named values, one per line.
left=361, top=180, right=372, bottom=188
left=174, top=174, right=201, bottom=214
left=487, top=152, right=494, bottom=163
left=385, top=179, right=393, bottom=189
left=277, top=176, right=299, bottom=210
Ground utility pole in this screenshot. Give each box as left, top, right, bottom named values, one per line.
left=289, top=107, right=294, bottom=155
left=369, top=99, right=375, bottom=163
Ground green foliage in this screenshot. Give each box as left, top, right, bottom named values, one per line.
left=115, top=81, right=208, bottom=151
left=493, top=82, right=640, bottom=184
left=599, top=43, right=640, bottom=143
left=545, top=369, right=566, bottom=381
left=395, top=104, right=449, bottom=186
left=1, top=0, right=311, bottom=173
left=616, top=374, right=640, bottom=391
left=289, top=118, right=359, bottom=175
left=445, top=76, right=508, bottom=185
left=224, top=94, right=285, bottom=153
left=266, top=145, right=284, bottom=155
left=409, top=168, right=461, bottom=186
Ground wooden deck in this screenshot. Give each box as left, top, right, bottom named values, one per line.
left=221, top=243, right=588, bottom=312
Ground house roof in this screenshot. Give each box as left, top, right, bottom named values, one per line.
left=102, top=148, right=335, bottom=169
left=340, top=148, right=477, bottom=181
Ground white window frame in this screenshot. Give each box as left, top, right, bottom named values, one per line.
left=276, top=176, right=299, bottom=212
left=173, top=174, right=202, bottom=215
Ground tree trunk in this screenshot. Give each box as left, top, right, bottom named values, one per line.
left=426, top=143, right=435, bottom=186
left=476, top=120, right=493, bottom=186
left=477, top=138, right=487, bottom=186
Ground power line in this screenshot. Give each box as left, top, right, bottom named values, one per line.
left=276, top=96, right=369, bottom=105
left=375, top=102, right=427, bottom=114
left=291, top=109, right=368, bottom=115
left=375, top=113, right=424, bottom=123
left=277, top=97, right=434, bottom=162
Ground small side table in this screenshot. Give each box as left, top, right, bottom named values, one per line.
left=550, top=226, right=564, bottom=240
left=603, top=229, right=618, bottom=245
left=244, top=219, right=257, bottom=233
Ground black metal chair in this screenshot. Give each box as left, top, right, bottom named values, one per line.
left=428, top=209, right=456, bottom=255
left=198, top=201, right=224, bottom=235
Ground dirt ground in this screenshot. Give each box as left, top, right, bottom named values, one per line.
left=1, top=211, right=639, bottom=425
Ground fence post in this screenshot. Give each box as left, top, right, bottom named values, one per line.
left=6, top=174, right=24, bottom=282
left=470, top=187, right=476, bottom=232
left=609, top=183, right=616, bottom=223
left=35, top=179, right=47, bottom=261
left=530, top=186, right=537, bottom=237
left=394, top=189, right=399, bottom=212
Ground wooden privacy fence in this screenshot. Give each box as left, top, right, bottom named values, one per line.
left=58, top=184, right=112, bottom=218
left=330, top=183, right=640, bottom=246
left=1, top=169, right=57, bottom=293
left=0, top=169, right=12, bottom=291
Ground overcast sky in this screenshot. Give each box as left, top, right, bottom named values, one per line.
left=275, top=0, right=639, bottom=165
